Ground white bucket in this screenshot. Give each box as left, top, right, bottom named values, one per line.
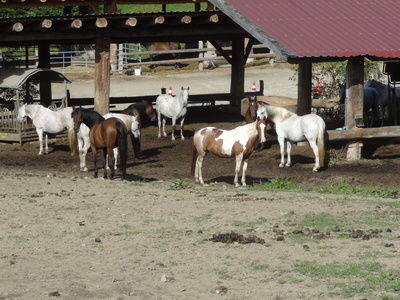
left=134, top=68, right=141, bottom=76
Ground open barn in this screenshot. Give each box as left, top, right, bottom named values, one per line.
left=1, top=1, right=400, bottom=299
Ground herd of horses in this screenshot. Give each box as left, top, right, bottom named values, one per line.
left=15, top=78, right=396, bottom=185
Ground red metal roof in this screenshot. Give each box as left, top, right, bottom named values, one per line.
left=210, top=0, right=400, bottom=61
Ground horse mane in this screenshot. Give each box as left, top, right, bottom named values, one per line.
left=264, top=104, right=296, bottom=122
left=79, top=108, right=104, bottom=128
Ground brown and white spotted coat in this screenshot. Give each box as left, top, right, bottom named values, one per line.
left=191, top=119, right=266, bottom=187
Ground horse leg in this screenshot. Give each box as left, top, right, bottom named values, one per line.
left=36, top=128, right=44, bottom=155
left=170, top=117, right=177, bottom=141
left=166, top=117, right=171, bottom=139
left=285, top=141, right=292, bottom=167
left=44, top=133, right=48, bottom=154
left=196, top=154, right=205, bottom=185
left=309, top=140, right=320, bottom=172
left=241, top=158, right=248, bottom=186
left=234, top=154, right=243, bottom=187
left=113, top=148, right=118, bottom=170
left=278, top=136, right=286, bottom=168
left=91, top=145, right=98, bottom=178
left=102, top=149, right=108, bottom=179
left=157, top=112, right=162, bottom=138
left=107, top=147, right=115, bottom=180
left=179, top=117, right=185, bottom=140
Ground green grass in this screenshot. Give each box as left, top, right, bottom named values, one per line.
left=249, top=261, right=269, bottom=271
left=169, top=179, right=193, bottom=190
left=251, top=178, right=400, bottom=198
left=298, top=212, right=345, bottom=232
left=232, top=217, right=268, bottom=228
left=294, top=261, right=400, bottom=297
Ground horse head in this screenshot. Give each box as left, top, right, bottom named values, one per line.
left=256, top=116, right=267, bottom=144
left=71, top=107, right=83, bottom=132
left=144, top=101, right=157, bottom=122
left=16, top=104, right=27, bottom=122
left=256, top=102, right=268, bottom=121
left=248, top=96, right=258, bottom=121
left=180, top=87, right=190, bottom=100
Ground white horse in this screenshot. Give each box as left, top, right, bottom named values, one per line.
left=156, top=87, right=189, bottom=140
left=17, top=104, right=76, bottom=156
left=257, top=103, right=326, bottom=172
left=76, top=112, right=140, bottom=172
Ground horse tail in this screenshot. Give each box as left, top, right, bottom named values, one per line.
left=317, top=118, right=326, bottom=169
left=67, top=128, right=77, bottom=156
left=191, top=138, right=199, bottom=177
left=116, top=122, right=128, bottom=179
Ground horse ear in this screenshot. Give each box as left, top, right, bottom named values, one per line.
left=255, top=96, right=257, bottom=101
left=181, top=86, right=184, bottom=90
left=187, top=87, right=190, bottom=90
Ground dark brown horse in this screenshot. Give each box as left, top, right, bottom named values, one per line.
left=121, top=101, right=157, bottom=157
left=72, top=108, right=128, bottom=180
left=244, top=96, right=258, bottom=123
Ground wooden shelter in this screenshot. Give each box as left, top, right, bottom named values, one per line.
left=0, top=68, right=70, bottom=143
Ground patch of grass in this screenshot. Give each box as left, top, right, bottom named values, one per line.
left=193, top=213, right=212, bottom=223
left=298, top=212, right=345, bottom=232
left=214, top=268, right=232, bottom=280
left=232, top=217, right=268, bottom=228
left=169, top=179, right=193, bottom=190
left=251, top=178, right=400, bottom=198
left=80, top=231, right=93, bottom=238
left=294, top=261, right=400, bottom=297
left=249, top=261, right=269, bottom=271
left=277, top=276, right=303, bottom=285
left=327, top=148, right=346, bottom=167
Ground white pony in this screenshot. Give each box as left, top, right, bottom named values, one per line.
left=257, top=103, right=326, bottom=172
left=156, top=87, right=189, bottom=140
left=17, top=104, right=76, bottom=156
left=76, top=112, right=140, bottom=172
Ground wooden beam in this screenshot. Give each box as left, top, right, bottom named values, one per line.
left=3, top=22, right=23, bottom=32
left=244, top=37, right=254, bottom=62
left=55, top=18, right=82, bottom=30
left=345, top=57, right=364, bottom=129
left=327, top=126, right=400, bottom=141
left=230, top=38, right=245, bottom=110
left=297, top=62, right=312, bottom=116
left=38, top=42, right=52, bottom=107
left=208, top=39, right=232, bottom=64
left=94, top=36, right=111, bottom=115
left=30, top=19, right=52, bottom=30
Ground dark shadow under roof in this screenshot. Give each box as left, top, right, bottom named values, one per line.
left=210, top=0, right=400, bottom=62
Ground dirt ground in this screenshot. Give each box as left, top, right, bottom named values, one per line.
left=1, top=66, right=400, bottom=299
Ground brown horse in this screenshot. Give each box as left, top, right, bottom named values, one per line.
left=191, top=117, right=267, bottom=187
left=244, top=96, right=258, bottom=123
left=71, top=108, right=128, bottom=180
left=121, top=101, right=157, bottom=157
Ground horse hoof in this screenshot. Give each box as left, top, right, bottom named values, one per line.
left=80, top=167, right=88, bottom=172
left=242, top=183, right=247, bottom=187
left=285, top=163, right=291, bottom=168
left=312, top=167, right=319, bottom=172
left=279, top=163, right=284, bottom=168
left=181, top=137, right=185, bottom=140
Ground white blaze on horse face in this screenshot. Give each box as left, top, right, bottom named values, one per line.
left=256, top=105, right=268, bottom=120
left=259, top=122, right=266, bottom=143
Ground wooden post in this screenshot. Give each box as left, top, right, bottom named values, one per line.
left=345, top=57, right=364, bottom=160
left=297, top=62, right=312, bottom=116
left=94, top=36, right=111, bottom=115
left=230, top=38, right=245, bottom=111
left=38, top=42, right=52, bottom=107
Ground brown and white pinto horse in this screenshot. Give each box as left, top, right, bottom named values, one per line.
left=191, top=118, right=267, bottom=187
left=72, top=108, right=128, bottom=180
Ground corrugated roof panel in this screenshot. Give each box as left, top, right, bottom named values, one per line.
left=211, top=0, right=400, bottom=60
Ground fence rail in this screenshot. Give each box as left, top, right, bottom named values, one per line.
left=0, top=43, right=275, bottom=73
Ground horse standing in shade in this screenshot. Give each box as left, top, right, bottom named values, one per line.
left=156, top=87, right=189, bottom=140
left=72, top=108, right=128, bottom=180
left=17, top=104, right=76, bottom=156
left=244, top=96, right=259, bottom=123
left=339, top=83, right=380, bottom=127
left=257, top=103, right=326, bottom=172
left=191, top=117, right=267, bottom=187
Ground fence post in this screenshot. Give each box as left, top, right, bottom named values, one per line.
left=198, top=40, right=204, bottom=71
left=118, top=43, right=124, bottom=72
